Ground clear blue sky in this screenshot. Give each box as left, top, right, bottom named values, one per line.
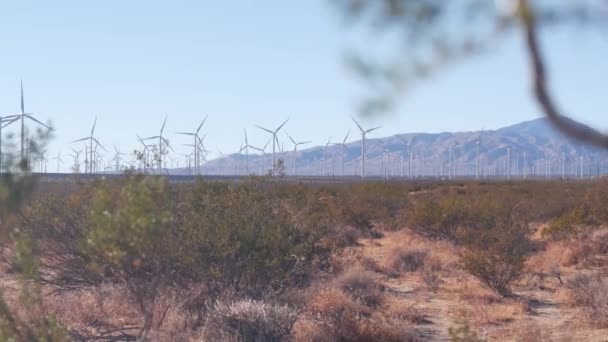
left=0, top=1, right=606, bottom=170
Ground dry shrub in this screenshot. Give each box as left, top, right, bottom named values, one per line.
left=462, top=251, right=523, bottom=297
left=305, top=286, right=419, bottom=340
left=561, top=240, right=593, bottom=267
left=384, top=300, right=429, bottom=324
left=297, top=314, right=417, bottom=342
left=332, top=225, right=361, bottom=247
left=45, top=284, right=190, bottom=340
left=514, top=323, right=545, bottom=342
left=335, top=267, right=385, bottom=307
left=420, top=265, right=441, bottom=292
left=388, top=247, right=428, bottom=274
left=291, top=318, right=335, bottom=342
left=369, top=229, right=385, bottom=239
left=205, top=299, right=298, bottom=342
left=44, top=284, right=139, bottom=331
left=593, top=232, right=608, bottom=255
left=354, top=313, right=418, bottom=342
left=360, top=256, right=384, bottom=274
left=420, top=257, right=443, bottom=292
left=457, top=280, right=502, bottom=306
left=308, top=287, right=370, bottom=319
left=567, top=274, right=608, bottom=328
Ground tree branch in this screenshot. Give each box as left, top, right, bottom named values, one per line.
left=522, top=0, right=608, bottom=149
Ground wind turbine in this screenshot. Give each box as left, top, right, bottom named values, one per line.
left=74, top=117, right=105, bottom=174
left=332, top=130, right=351, bottom=177
left=323, top=138, right=332, bottom=176
left=396, top=136, right=413, bottom=178
left=256, top=119, right=289, bottom=175
left=70, top=148, right=83, bottom=173
left=13, top=81, right=53, bottom=165
left=254, top=139, right=272, bottom=175
left=144, top=116, right=173, bottom=173
left=38, top=150, right=48, bottom=173
left=352, top=118, right=381, bottom=178
left=177, top=115, right=207, bottom=175
left=286, top=133, right=311, bottom=176
left=475, top=129, right=484, bottom=180
left=0, top=115, right=20, bottom=172
left=51, top=152, right=64, bottom=173
left=113, top=145, right=127, bottom=173
left=241, top=129, right=262, bottom=175
left=136, top=134, right=156, bottom=171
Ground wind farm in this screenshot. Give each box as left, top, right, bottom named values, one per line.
left=2, top=2, right=608, bottom=340
left=5, top=82, right=608, bottom=183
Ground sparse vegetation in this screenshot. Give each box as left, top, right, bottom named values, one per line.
left=388, top=247, right=428, bottom=274
left=3, top=176, right=608, bottom=340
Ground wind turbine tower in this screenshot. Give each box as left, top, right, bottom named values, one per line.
left=74, top=118, right=105, bottom=174
left=352, top=118, right=381, bottom=178
left=287, top=133, right=311, bottom=176
left=14, top=81, right=53, bottom=166
left=256, top=119, right=289, bottom=175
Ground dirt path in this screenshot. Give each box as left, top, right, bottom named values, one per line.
left=354, top=229, right=608, bottom=341
left=357, top=231, right=457, bottom=340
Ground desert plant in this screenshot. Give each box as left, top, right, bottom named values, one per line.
left=335, top=267, right=385, bottom=307
left=421, top=263, right=441, bottom=292
left=461, top=251, right=524, bottom=297
left=567, top=274, right=608, bottom=327
left=388, top=247, right=428, bottom=274
left=206, top=299, right=298, bottom=342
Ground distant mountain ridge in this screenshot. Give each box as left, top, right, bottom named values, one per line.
left=176, top=118, right=608, bottom=178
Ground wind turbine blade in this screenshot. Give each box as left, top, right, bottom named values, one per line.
left=91, top=117, right=97, bottom=135
left=161, top=116, right=168, bottom=135
left=1, top=117, right=19, bottom=129
left=275, top=134, right=280, bottom=148
left=176, top=132, right=195, bottom=136
left=93, top=138, right=106, bottom=151
left=352, top=117, right=364, bottom=133
left=298, top=141, right=312, bottom=146
left=73, top=137, right=89, bottom=143
left=143, top=136, right=159, bottom=140
left=217, top=147, right=225, bottom=157
left=287, top=133, right=296, bottom=145
left=244, top=128, right=248, bottom=144
left=196, top=114, right=208, bottom=134
left=366, top=126, right=382, bottom=134
left=344, top=129, right=351, bottom=143
left=25, top=115, right=52, bottom=130
left=256, top=125, right=274, bottom=134
left=20, top=80, right=25, bottom=114
left=275, top=118, right=289, bottom=132
left=162, top=137, right=173, bottom=149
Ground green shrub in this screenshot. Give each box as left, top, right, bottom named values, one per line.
left=542, top=207, right=596, bottom=240
left=406, top=194, right=477, bottom=241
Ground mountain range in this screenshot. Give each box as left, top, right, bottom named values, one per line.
left=176, top=118, right=608, bottom=178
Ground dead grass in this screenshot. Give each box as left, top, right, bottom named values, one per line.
left=387, top=247, right=428, bottom=274
left=334, top=266, right=385, bottom=308
left=566, top=273, right=608, bottom=328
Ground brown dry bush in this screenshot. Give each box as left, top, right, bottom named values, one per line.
left=420, top=266, right=441, bottom=292
left=304, top=288, right=418, bottom=342
left=388, top=247, right=428, bottom=274
left=360, top=256, right=384, bottom=274
left=461, top=216, right=534, bottom=297
left=567, top=274, right=608, bottom=328
left=204, top=299, right=298, bottom=342
left=335, top=267, right=385, bottom=308
left=593, top=232, right=608, bottom=255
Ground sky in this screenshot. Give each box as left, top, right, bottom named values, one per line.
left=0, top=1, right=606, bottom=171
